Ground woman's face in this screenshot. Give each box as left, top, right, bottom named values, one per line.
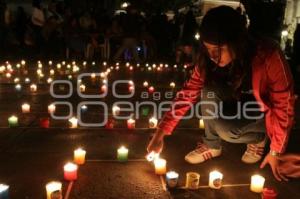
left=203, top=41, right=234, bottom=67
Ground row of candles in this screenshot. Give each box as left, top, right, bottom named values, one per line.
left=0, top=146, right=271, bottom=198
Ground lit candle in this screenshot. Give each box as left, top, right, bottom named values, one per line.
left=30, top=84, right=37, bottom=92
left=166, top=171, right=179, bottom=188
left=15, top=84, right=22, bottom=91
left=40, top=118, right=50, bottom=128
left=6, top=73, right=11, bottom=78
left=170, top=82, right=175, bottom=88
left=79, top=84, right=86, bottom=92
left=21, top=60, right=26, bottom=65
left=148, top=86, right=154, bottom=93
left=154, top=158, right=167, bottom=175
left=105, top=118, right=114, bottom=129
left=112, top=106, right=120, bottom=116
left=74, top=148, right=86, bottom=165
left=25, top=78, right=30, bottom=84
left=8, top=116, right=18, bottom=127
left=0, top=184, right=9, bottom=199
left=47, top=78, right=53, bottom=84
left=14, top=78, right=20, bottom=83
left=129, top=85, right=134, bottom=92
left=127, top=118, right=135, bottom=129
left=22, top=103, right=30, bottom=113
left=69, top=117, right=78, bottom=128
left=81, top=105, right=88, bottom=112
left=143, top=81, right=149, bottom=87
left=117, top=146, right=129, bottom=162
left=91, top=73, right=96, bottom=79
left=199, top=119, right=205, bottom=129
left=250, top=175, right=265, bottom=193
left=50, top=69, right=55, bottom=76
left=101, top=85, right=107, bottom=93
left=209, top=170, right=223, bottom=189
left=46, top=181, right=62, bottom=199
left=48, top=104, right=56, bottom=114
left=149, top=117, right=158, bottom=128
left=185, top=172, right=200, bottom=190
left=63, top=162, right=78, bottom=181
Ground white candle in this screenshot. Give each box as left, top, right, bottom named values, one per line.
left=15, top=84, right=22, bottom=91
left=166, top=171, right=179, bottom=188
left=22, top=103, right=30, bottom=113
left=143, top=81, right=149, bottom=87
left=154, top=158, right=167, bottom=175
left=91, top=73, right=96, bottom=79
left=50, top=69, right=55, bottom=75
left=0, top=184, right=9, bottom=198
left=14, top=78, right=20, bottom=83
left=79, top=84, right=86, bottom=92
left=25, top=78, right=30, bottom=84
left=149, top=117, right=158, bottom=128
left=209, top=171, right=223, bottom=189
left=48, top=104, right=56, bottom=114
left=46, top=181, right=62, bottom=199
left=47, top=78, right=53, bottom=84
left=112, top=106, right=120, bottom=116
left=250, top=175, right=265, bottom=193
left=21, top=60, right=26, bottom=65
left=69, top=117, right=78, bottom=128
left=74, top=148, right=86, bottom=165
left=6, top=73, right=11, bottom=78
left=170, top=82, right=176, bottom=88
left=30, top=84, right=37, bottom=92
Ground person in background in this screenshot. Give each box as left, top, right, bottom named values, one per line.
left=31, top=0, right=45, bottom=52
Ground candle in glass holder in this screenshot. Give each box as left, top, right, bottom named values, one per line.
left=154, top=158, right=167, bottom=175
left=250, top=175, right=265, bottom=193
left=117, top=146, right=129, bottom=162
left=148, top=86, right=154, bottom=93
left=199, top=119, right=205, bottom=129
left=40, top=118, right=50, bottom=128
left=74, top=148, right=86, bottom=165
left=112, top=105, right=120, bottom=116
left=8, top=115, right=18, bottom=127
left=30, top=84, right=37, bottom=92
left=69, top=117, right=78, bottom=128
left=166, top=171, right=179, bottom=188
left=149, top=117, right=158, bottom=128
left=63, top=162, right=78, bottom=181
left=185, top=172, right=200, bottom=189
left=48, top=104, right=56, bottom=114
left=0, top=184, right=9, bottom=199
left=46, top=181, right=62, bottom=199
left=79, top=84, right=86, bottom=92
left=209, top=170, right=223, bottom=189
left=127, top=118, right=135, bottom=129
left=22, top=103, right=30, bottom=113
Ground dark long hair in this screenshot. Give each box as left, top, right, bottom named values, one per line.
left=198, top=6, right=257, bottom=92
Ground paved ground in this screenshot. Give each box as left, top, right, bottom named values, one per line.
left=0, top=61, right=300, bottom=199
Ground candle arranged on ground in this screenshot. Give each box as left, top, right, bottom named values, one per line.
left=143, top=81, right=149, bottom=87
left=170, top=82, right=176, bottom=89
left=129, top=85, right=135, bottom=92
left=101, top=85, right=107, bottom=93
left=46, top=181, right=62, bottom=199
left=199, top=119, right=205, bottom=129
left=0, top=184, right=9, bottom=199
left=127, top=118, right=136, bottom=129
left=149, top=117, right=158, bottom=128
left=166, top=171, right=179, bottom=188
left=15, top=84, right=22, bottom=91
left=148, top=86, right=155, bottom=93
left=117, top=146, right=129, bottom=162
left=262, top=188, right=277, bottom=199
left=22, top=103, right=30, bottom=113
left=69, top=117, right=78, bottom=128
left=185, top=172, right=200, bottom=189
left=64, top=162, right=78, bottom=181
left=48, top=104, right=56, bottom=114
left=30, top=84, right=37, bottom=92
left=112, top=105, right=120, bottom=116
left=74, top=148, right=86, bottom=165
left=79, top=84, right=86, bottom=92
left=209, top=170, right=223, bottom=189
left=91, top=73, right=96, bottom=79
left=154, top=158, right=167, bottom=175
left=250, top=175, right=265, bottom=193
left=8, top=115, right=18, bottom=127
left=40, top=118, right=50, bottom=128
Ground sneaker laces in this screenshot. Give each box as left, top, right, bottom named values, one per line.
left=194, top=142, right=209, bottom=154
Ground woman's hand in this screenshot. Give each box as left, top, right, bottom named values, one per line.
left=278, top=154, right=300, bottom=178
left=147, top=129, right=166, bottom=154
left=260, top=153, right=289, bottom=181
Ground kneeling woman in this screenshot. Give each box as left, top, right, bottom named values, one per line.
left=147, top=6, right=295, bottom=181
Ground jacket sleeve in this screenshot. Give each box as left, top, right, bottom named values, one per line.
left=158, top=66, right=204, bottom=135
left=265, top=49, right=295, bottom=153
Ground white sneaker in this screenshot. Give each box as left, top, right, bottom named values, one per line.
left=241, top=138, right=266, bottom=164
left=185, top=142, right=222, bottom=164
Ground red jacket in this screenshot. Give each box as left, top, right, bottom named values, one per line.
left=158, top=46, right=295, bottom=153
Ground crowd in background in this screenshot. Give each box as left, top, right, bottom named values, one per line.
left=0, top=0, right=199, bottom=64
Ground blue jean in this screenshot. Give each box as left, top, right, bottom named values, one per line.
left=200, top=86, right=266, bottom=149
